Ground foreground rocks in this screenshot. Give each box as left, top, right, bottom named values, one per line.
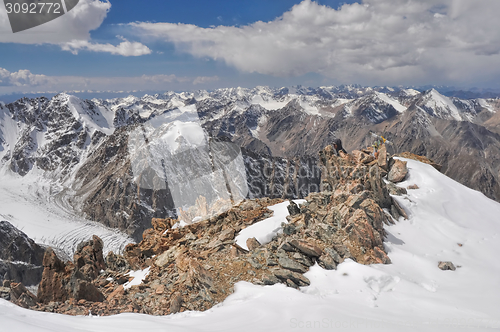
left=8, top=144, right=412, bottom=316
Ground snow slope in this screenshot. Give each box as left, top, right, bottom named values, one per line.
left=1, top=158, right=500, bottom=331
left=0, top=172, right=134, bottom=258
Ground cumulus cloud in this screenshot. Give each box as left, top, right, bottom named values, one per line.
left=131, top=0, right=500, bottom=86
left=0, top=0, right=150, bottom=57
left=61, top=37, right=151, bottom=56
left=0, top=68, right=51, bottom=86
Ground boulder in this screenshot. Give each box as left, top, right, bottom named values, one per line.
left=246, top=237, right=261, bottom=251
left=289, top=239, right=323, bottom=258
left=388, top=159, right=408, bottom=183
left=287, top=200, right=301, bottom=216
left=438, top=261, right=456, bottom=271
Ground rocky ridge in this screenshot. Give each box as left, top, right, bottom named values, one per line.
left=4, top=145, right=416, bottom=315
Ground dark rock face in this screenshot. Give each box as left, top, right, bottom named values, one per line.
left=0, top=220, right=44, bottom=265
left=0, top=221, right=45, bottom=285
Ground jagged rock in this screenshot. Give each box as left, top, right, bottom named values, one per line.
left=368, top=165, right=392, bottom=208
left=374, top=247, right=392, bottom=264
left=106, top=251, right=129, bottom=272
left=438, top=261, right=456, bottom=271
left=262, top=273, right=281, bottom=285
left=318, top=252, right=337, bottom=270
left=17, top=292, right=37, bottom=309
left=407, top=184, right=419, bottom=190
left=218, top=228, right=235, bottom=242
left=38, top=237, right=106, bottom=304
left=272, top=268, right=310, bottom=287
left=352, top=150, right=375, bottom=164
left=291, top=252, right=314, bottom=267
left=387, top=182, right=408, bottom=195
left=277, top=251, right=308, bottom=273
left=377, top=144, right=388, bottom=170
left=151, top=218, right=174, bottom=233
left=289, top=239, right=322, bottom=258
left=73, top=235, right=106, bottom=280
left=38, top=248, right=69, bottom=304
left=390, top=205, right=400, bottom=221
left=246, top=237, right=261, bottom=251
left=388, top=159, right=408, bottom=183
left=287, top=200, right=301, bottom=216
left=391, top=197, right=409, bottom=220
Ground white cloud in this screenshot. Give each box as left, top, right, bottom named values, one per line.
left=193, top=76, right=219, bottom=85
left=0, top=0, right=110, bottom=44
left=131, top=0, right=500, bottom=86
left=0, top=0, right=150, bottom=57
left=0, top=68, right=51, bottom=86
left=141, top=74, right=190, bottom=84
left=0, top=70, right=220, bottom=94
left=61, top=37, right=151, bottom=56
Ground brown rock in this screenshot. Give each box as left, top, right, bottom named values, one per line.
left=107, top=285, right=124, bottom=301
left=438, top=261, right=456, bottom=271
left=218, top=228, right=235, bottom=242
left=38, top=248, right=70, bottom=304
left=169, top=293, right=183, bottom=314
left=388, top=159, right=408, bottom=183
left=246, top=237, right=261, bottom=251
left=377, top=144, right=388, bottom=170
left=289, top=239, right=323, bottom=258
left=391, top=197, right=409, bottom=220
left=373, top=247, right=391, bottom=264
left=407, top=184, right=419, bottom=190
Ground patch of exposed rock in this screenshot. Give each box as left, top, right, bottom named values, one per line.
left=0, top=220, right=45, bottom=286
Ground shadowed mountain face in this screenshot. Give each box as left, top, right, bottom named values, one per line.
left=1, top=86, right=499, bottom=239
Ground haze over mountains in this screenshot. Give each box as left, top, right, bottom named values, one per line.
left=1, top=85, right=499, bottom=240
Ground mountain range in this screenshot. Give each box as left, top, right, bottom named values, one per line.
left=1, top=85, right=499, bottom=240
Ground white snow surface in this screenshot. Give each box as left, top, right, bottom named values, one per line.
left=375, top=92, right=407, bottom=113
left=235, top=199, right=306, bottom=250
left=1, top=160, right=500, bottom=331
left=0, top=172, right=134, bottom=258
left=123, top=267, right=151, bottom=290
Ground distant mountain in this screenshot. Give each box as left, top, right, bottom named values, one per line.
left=1, top=86, right=499, bottom=240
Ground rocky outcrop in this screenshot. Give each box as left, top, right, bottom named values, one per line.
left=17, top=145, right=399, bottom=316
left=388, top=159, right=408, bottom=183
left=0, top=221, right=45, bottom=286
left=37, top=236, right=106, bottom=304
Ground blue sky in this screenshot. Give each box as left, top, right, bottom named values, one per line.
left=1, top=0, right=500, bottom=98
